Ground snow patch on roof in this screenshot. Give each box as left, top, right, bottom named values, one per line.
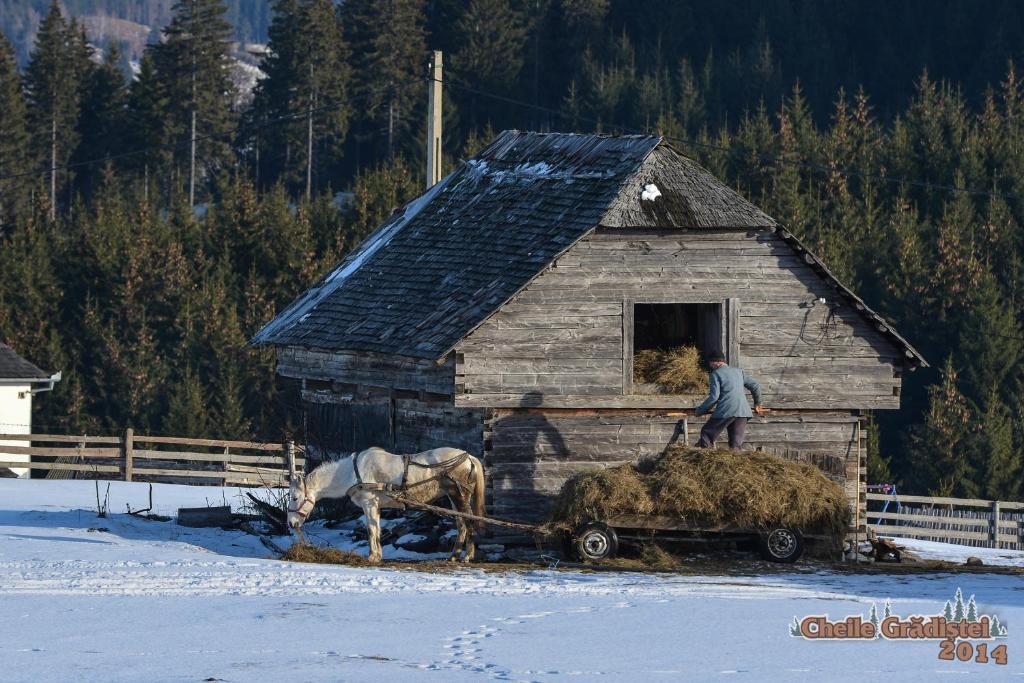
left=250, top=174, right=453, bottom=345
left=641, top=183, right=662, bottom=201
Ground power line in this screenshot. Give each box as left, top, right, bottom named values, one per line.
left=439, top=77, right=1023, bottom=203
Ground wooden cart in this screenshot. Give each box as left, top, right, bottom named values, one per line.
left=566, top=514, right=806, bottom=563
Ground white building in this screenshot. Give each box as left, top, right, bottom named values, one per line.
left=0, top=343, right=60, bottom=478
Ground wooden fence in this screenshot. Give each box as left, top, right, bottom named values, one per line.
left=0, top=430, right=301, bottom=487
left=867, top=493, right=1024, bottom=550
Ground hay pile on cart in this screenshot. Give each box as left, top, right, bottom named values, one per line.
left=550, top=445, right=850, bottom=560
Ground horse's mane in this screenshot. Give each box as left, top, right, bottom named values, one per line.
left=305, top=453, right=354, bottom=486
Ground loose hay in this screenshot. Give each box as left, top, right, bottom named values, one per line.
left=550, top=463, right=654, bottom=526
left=633, top=346, right=709, bottom=394
left=281, top=543, right=374, bottom=566
left=551, top=445, right=850, bottom=543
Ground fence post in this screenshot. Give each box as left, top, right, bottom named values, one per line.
left=286, top=440, right=296, bottom=485
left=123, top=428, right=134, bottom=482
left=991, top=500, right=1001, bottom=547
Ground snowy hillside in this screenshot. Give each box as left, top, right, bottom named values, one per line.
left=0, top=479, right=1021, bottom=682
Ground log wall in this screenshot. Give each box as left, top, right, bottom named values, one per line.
left=278, top=346, right=454, bottom=395
left=454, top=228, right=903, bottom=410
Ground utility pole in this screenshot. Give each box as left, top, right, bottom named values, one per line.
left=305, top=62, right=314, bottom=201
left=188, top=54, right=196, bottom=209
left=426, top=50, right=442, bottom=189
left=49, top=115, right=56, bottom=221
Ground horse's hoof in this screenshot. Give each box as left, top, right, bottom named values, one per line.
left=447, top=556, right=458, bottom=563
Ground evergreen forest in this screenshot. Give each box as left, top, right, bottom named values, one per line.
left=1, top=0, right=1022, bottom=499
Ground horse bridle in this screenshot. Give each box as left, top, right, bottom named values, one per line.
left=287, top=476, right=315, bottom=522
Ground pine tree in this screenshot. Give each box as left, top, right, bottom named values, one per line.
left=867, top=603, right=880, bottom=638
left=956, top=263, right=1021, bottom=407
left=74, top=44, right=128, bottom=199
left=451, top=0, right=527, bottom=130
left=953, top=588, right=966, bottom=621
left=906, top=357, right=973, bottom=496
left=164, top=366, right=211, bottom=437
left=23, top=2, right=92, bottom=221
left=991, top=614, right=1006, bottom=637
left=0, top=30, right=29, bottom=232
left=152, top=0, right=238, bottom=207
left=943, top=600, right=954, bottom=621
left=252, top=0, right=351, bottom=197
left=125, top=52, right=171, bottom=201
left=972, top=388, right=1022, bottom=500
left=883, top=600, right=893, bottom=619
left=341, top=0, right=427, bottom=160
left=966, top=596, right=978, bottom=622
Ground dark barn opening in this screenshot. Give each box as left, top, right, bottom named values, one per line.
left=633, top=303, right=721, bottom=354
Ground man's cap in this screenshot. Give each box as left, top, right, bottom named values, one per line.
left=706, top=350, right=726, bottom=362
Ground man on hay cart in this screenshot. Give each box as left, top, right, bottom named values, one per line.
left=694, top=350, right=765, bottom=451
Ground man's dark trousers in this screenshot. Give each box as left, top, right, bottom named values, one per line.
left=697, top=416, right=748, bottom=450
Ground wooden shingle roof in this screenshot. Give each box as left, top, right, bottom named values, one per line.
left=251, top=130, right=924, bottom=367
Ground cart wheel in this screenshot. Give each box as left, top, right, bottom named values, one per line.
left=571, top=522, right=619, bottom=562
left=757, top=527, right=803, bottom=563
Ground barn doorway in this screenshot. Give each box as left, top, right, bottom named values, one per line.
left=633, top=303, right=721, bottom=354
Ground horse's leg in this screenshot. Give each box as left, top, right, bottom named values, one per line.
left=459, top=494, right=476, bottom=563
left=450, top=515, right=467, bottom=562
left=364, top=496, right=383, bottom=564
left=447, top=490, right=467, bottom=562
left=451, top=492, right=474, bottom=563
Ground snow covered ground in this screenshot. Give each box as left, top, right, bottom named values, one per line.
left=0, top=479, right=1021, bottom=682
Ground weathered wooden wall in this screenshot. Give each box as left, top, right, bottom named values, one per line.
left=300, top=388, right=483, bottom=461
left=486, top=410, right=864, bottom=525
left=393, top=399, right=485, bottom=456
left=454, top=228, right=902, bottom=410
left=278, top=346, right=454, bottom=395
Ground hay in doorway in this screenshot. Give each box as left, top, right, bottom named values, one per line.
left=633, top=345, right=709, bottom=394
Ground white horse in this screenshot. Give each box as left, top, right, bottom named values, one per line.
left=287, top=446, right=486, bottom=563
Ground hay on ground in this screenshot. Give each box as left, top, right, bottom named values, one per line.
left=550, top=445, right=850, bottom=542
left=633, top=346, right=709, bottom=394
left=281, top=543, right=374, bottom=566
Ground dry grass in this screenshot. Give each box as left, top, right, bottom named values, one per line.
left=550, top=445, right=850, bottom=543
left=549, top=464, right=654, bottom=528
left=281, top=543, right=375, bottom=566
left=633, top=346, right=709, bottom=394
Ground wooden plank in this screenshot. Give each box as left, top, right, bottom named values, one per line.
left=131, top=467, right=253, bottom=479
left=124, top=427, right=134, bottom=482
left=622, top=297, right=633, bottom=396
left=457, top=393, right=898, bottom=410
left=131, top=450, right=297, bottom=466
left=0, top=460, right=121, bottom=473
left=726, top=297, right=740, bottom=366
left=0, top=433, right=121, bottom=444
left=177, top=506, right=234, bottom=527
left=0, top=445, right=122, bottom=458
left=867, top=493, right=1024, bottom=510
left=134, top=435, right=285, bottom=451
left=868, top=511, right=997, bottom=527
left=870, top=526, right=993, bottom=542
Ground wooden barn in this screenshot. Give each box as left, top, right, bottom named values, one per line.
left=252, top=130, right=926, bottom=537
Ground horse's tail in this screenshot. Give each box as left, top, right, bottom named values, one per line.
left=471, top=455, right=486, bottom=532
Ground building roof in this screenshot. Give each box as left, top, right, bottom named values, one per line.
left=0, top=343, right=49, bottom=380
left=251, top=130, right=925, bottom=367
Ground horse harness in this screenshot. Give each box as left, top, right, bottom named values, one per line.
left=346, top=450, right=474, bottom=501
